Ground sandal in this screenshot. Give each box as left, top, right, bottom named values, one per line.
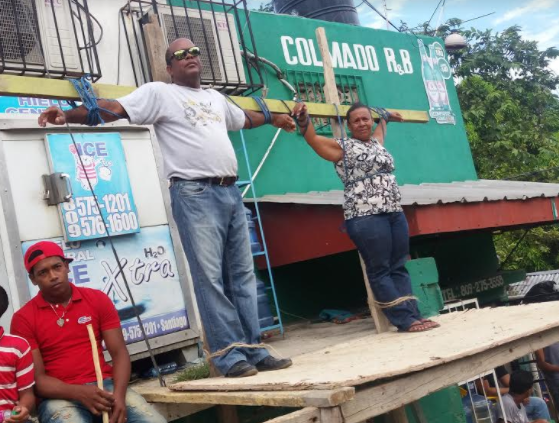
left=421, top=319, right=441, bottom=329
left=400, top=321, right=432, bottom=333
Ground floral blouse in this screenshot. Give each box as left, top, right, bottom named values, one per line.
left=334, top=137, right=403, bottom=220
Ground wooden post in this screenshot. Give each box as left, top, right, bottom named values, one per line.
left=320, top=406, right=344, bottom=423
left=387, top=408, right=409, bottom=423
left=316, top=25, right=408, bottom=423
left=315, top=27, right=343, bottom=139
left=144, top=14, right=172, bottom=83
left=359, top=255, right=391, bottom=333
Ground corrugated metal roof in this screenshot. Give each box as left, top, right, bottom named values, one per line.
left=254, top=179, right=559, bottom=206
left=507, top=270, right=559, bottom=300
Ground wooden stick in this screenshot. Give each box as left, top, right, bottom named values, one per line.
left=87, top=324, right=109, bottom=423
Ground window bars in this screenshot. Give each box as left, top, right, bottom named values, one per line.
left=0, top=0, right=102, bottom=80
left=120, top=0, right=265, bottom=95
left=286, top=70, right=367, bottom=134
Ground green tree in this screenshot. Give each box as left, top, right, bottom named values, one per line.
left=453, top=25, right=559, bottom=272
left=256, top=1, right=274, bottom=12
left=403, top=20, right=559, bottom=271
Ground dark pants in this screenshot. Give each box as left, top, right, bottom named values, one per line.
left=346, top=211, right=421, bottom=331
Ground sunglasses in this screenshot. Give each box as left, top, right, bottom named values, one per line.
left=171, top=47, right=201, bottom=62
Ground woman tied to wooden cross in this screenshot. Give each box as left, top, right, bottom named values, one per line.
left=292, top=101, right=441, bottom=333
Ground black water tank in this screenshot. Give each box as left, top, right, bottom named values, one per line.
left=273, top=0, right=360, bottom=26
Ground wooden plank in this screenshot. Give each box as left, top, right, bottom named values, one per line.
left=341, top=325, right=559, bottom=423
left=0, top=75, right=429, bottom=122
left=135, top=386, right=354, bottom=408
left=143, top=14, right=172, bottom=84
left=265, top=407, right=320, bottom=423
left=359, top=254, right=391, bottom=333
left=169, top=303, right=559, bottom=391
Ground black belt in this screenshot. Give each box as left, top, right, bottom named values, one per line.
left=170, top=176, right=238, bottom=187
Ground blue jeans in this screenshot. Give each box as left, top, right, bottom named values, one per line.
left=525, top=396, right=550, bottom=420
left=37, top=379, right=166, bottom=423
left=346, top=212, right=421, bottom=331
left=170, top=180, right=269, bottom=374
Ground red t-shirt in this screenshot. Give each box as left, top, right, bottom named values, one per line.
left=11, top=286, right=121, bottom=385
left=0, top=328, right=34, bottom=411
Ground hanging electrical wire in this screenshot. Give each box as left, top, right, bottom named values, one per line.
left=70, top=0, right=104, bottom=49
left=360, top=0, right=401, bottom=32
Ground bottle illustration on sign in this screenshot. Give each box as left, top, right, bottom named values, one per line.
left=69, top=144, right=113, bottom=190
left=418, top=39, right=455, bottom=125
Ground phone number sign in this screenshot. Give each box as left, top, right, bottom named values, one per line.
left=46, top=133, right=140, bottom=241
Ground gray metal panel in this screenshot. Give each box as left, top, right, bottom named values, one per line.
left=254, top=180, right=559, bottom=207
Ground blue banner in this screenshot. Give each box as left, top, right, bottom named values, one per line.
left=22, top=225, right=190, bottom=344
left=0, top=96, right=72, bottom=115
left=46, top=133, right=140, bottom=242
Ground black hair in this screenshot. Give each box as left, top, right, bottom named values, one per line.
left=0, top=286, right=8, bottom=319
left=165, top=47, right=173, bottom=66
left=346, top=102, right=370, bottom=122
left=509, top=370, right=534, bottom=395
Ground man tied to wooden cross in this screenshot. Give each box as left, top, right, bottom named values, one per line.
left=38, top=38, right=295, bottom=378
left=10, top=241, right=166, bottom=423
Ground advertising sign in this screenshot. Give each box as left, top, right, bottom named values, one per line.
left=22, top=225, right=190, bottom=344
left=418, top=39, right=455, bottom=125
left=46, top=133, right=140, bottom=242
left=0, top=96, right=72, bottom=114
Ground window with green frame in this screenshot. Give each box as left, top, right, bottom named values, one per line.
left=285, top=70, right=368, bottom=134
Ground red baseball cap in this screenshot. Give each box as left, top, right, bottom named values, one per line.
left=24, top=241, right=73, bottom=273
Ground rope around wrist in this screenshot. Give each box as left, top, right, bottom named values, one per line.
left=370, top=106, right=391, bottom=123
left=296, top=115, right=310, bottom=136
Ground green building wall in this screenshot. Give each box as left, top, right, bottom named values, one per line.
left=232, top=11, right=477, bottom=196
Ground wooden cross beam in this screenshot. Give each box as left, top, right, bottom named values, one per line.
left=0, top=74, right=428, bottom=123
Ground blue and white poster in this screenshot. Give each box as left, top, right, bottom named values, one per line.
left=0, top=96, right=72, bottom=114
left=22, top=226, right=190, bottom=344
left=46, top=133, right=140, bottom=242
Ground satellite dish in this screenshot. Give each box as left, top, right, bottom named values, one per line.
left=445, top=30, right=467, bottom=51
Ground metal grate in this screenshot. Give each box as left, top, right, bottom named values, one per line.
left=121, top=0, right=264, bottom=95
left=286, top=70, right=367, bottom=134
left=0, top=0, right=101, bottom=80
left=161, top=13, right=223, bottom=81
left=0, top=0, right=44, bottom=64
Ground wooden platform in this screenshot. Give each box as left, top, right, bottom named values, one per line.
left=136, top=303, right=559, bottom=422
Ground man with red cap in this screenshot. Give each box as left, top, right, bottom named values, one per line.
left=10, top=241, right=166, bottom=423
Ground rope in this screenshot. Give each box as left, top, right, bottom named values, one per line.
left=372, top=295, right=419, bottom=309
left=252, top=96, right=272, bottom=125
left=63, top=79, right=165, bottom=387
left=224, top=94, right=253, bottom=129
left=69, top=75, right=125, bottom=126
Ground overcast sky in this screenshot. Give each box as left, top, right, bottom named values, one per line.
left=246, top=0, right=559, bottom=76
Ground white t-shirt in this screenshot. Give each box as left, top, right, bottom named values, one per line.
left=497, top=394, right=529, bottom=423
left=118, top=82, right=245, bottom=180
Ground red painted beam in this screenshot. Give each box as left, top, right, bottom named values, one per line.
left=256, top=197, right=559, bottom=268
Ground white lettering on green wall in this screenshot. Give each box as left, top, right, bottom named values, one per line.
left=280, top=36, right=413, bottom=74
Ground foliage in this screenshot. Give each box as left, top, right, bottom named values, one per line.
left=255, top=1, right=274, bottom=12
left=453, top=25, right=559, bottom=272
left=401, top=19, right=559, bottom=271
left=173, top=362, right=210, bottom=382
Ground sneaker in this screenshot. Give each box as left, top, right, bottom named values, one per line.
left=225, top=361, right=258, bottom=378
left=255, top=356, right=293, bottom=372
